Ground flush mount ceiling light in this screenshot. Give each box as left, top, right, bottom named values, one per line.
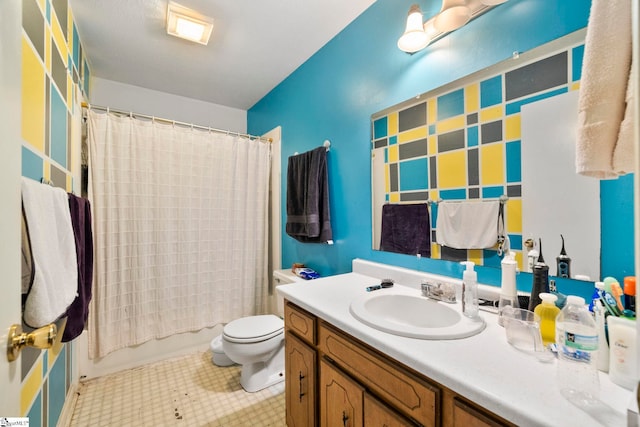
left=397, top=0, right=509, bottom=54
left=166, top=1, right=214, bottom=45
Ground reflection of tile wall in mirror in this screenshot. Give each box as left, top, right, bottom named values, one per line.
left=371, top=30, right=590, bottom=276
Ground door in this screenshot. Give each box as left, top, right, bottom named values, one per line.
left=320, top=359, right=363, bottom=427
left=0, top=0, right=24, bottom=417
left=285, top=332, right=316, bottom=426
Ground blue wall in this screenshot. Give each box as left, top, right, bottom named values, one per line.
left=248, top=0, right=635, bottom=300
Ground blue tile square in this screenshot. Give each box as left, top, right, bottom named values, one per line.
left=428, top=124, right=436, bottom=135
left=50, top=85, right=68, bottom=168
left=399, top=158, right=429, bottom=191
left=572, top=45, right=584, bottom=82
left=482, top=186, right=504, bottom=198
left=506, top=140, right=521, bottom=183
left=480, top=75, right=503, bottom=108
left=437, top=89, right=465, bottom=121
left=48, top=347, right=66, bottom=427
left=508, top=234, right=523, bottom=250
left=389, top=135, right=397, bottom=145
left=483, top=249, right=502, bottom=268
left=373, top=116, right=388, bottom=139
left=440, top=189, right=467, bottom=200
left=22, top=147, right=44, bottom=181
left=28, top=392, right=42, bottom=427
left=467, top=126, right=478, bottom=147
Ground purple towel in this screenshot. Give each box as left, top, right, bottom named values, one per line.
left=379, top=203, right=431, bottom=257
left=62, top=194, right=93, bottom=342
left=286, top=147, right=332, bottom=243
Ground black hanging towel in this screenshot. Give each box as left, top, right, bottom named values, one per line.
left=286, top=146, right=332, bottom=243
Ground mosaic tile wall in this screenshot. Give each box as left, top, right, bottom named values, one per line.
left=20, top=0, right=90, bottom=425
left=372, top=40, right=584, bottom=270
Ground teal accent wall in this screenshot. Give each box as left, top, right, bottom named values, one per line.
left=248, top=0, right=635, bottom=300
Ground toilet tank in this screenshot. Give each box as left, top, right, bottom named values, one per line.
left=273, top=269, right=304, bottom=317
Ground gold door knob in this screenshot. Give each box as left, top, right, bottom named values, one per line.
left=6, top=323, right=57, bottom=362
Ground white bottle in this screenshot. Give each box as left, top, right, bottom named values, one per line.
left=555, top=295, right=599, bottom=403
left=498, top=251, right=519, bottom=326
left=594, top=300, right=609, bottom=373
left=461, top=261, right=479, bottom=319
left=607, top=316, right=637, bottom=390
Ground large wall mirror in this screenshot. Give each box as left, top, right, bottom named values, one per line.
left=371, top=29, right=601, bottom=281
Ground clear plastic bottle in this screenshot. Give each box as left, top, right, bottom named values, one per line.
left=555, top=295, right=599, bottom=404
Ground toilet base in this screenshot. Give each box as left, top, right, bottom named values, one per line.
left=239, top=345, right=285, bottom=392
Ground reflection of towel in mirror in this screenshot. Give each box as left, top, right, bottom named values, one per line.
left=436, top=200, right=500, bottom=249
left=62, top=194, right=94, bottom=342
left=21, top=177, right=78, bottom=328
left=379, top=203, right=430, bottom=257
left=286, top=147, right=332, bottom=243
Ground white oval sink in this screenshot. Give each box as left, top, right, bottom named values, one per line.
left=349, top=292, right=485, bottom=340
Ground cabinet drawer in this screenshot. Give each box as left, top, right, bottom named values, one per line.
left=285, top=301, right=316, bottom=345
left=364, top=393, right=418, bottom=427
left=319, top=323, right=439, bottom=427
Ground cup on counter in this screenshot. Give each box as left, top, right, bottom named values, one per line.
left=502, top=307, right=553, bottom=362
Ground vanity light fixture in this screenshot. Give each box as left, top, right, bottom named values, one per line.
left=166, top=1, right=214, bottom=45
left=397, top=0, right=509, bottom=54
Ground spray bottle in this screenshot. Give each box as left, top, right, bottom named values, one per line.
left=498, top=251, right=519, bottom=326
left=461, top=261, right=479, bottom=319
left=556, top=234, right=571, bottom=278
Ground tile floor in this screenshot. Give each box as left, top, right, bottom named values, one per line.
left=68, top=351, right=286, bottom=426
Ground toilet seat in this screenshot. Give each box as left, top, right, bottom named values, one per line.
left=223, top=315, right=284, bottom=344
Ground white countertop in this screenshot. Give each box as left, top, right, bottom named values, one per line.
left=277, top=266, right=633, bottom=427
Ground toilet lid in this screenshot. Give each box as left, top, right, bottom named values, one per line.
left=223, top=315, right=284, bottom=343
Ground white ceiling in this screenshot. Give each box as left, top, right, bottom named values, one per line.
left=70, top=0, right=377, bottom=110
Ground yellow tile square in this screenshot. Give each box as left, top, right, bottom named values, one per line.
left=22, top=37, right=46, bottom=153
left=388, top=145, right=398, bottom=163
left=384, top=164, right=390, bottom=193
left=506, top=198, right=522, bottom=233
left=480, top=144, right=504, bottom=185
left=505, top=114, right=521, bottom=141
left=431, top=243, right=440, bottom=259
left=438, top=151, right=466, bottom=189
left=571, top=82, right=580, bottom=91
left=21, top=358, right=43, bottom=416
left=430, top=189, right=439, bottom=201
left=390, top=192, right=400, bottom=203
left=46, top=27, right=52, bottom=74
left=428, top=136, right=437, bottom=156
left=398, top=127, right=427, bottom=143
left=388, top=112, right=398, bottom=135
left=479, top=105, right=503, bottom=122
left=51, top=11, right=69, bottom=61
left=468, top=249, right=483, bottom=266
left=427, top=98, right=436, bottom=125
left=436, top=116, right=465, bottom=134
left=465, top=83, right=479, bottom=112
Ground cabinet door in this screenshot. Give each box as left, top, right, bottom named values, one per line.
left=320, top=359, right=364, bottom=427
left=452, top=398, right=508, bottom=427
left=286, top=332, right=317, bottom=427
left=364, top=393, right=417, bottom=427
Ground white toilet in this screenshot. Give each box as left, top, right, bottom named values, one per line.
left=220, top=269, right=302, bottom=392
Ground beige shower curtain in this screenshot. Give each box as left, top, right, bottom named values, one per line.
left=86, top=109, right=271, bottom=359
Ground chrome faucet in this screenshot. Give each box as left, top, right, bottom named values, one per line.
left=421, top=281, right=456, bottom=303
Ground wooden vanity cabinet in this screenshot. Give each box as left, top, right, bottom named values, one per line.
left=285, top=302, right=318, bottom=427
left=284, top=300, right=515, bottom=427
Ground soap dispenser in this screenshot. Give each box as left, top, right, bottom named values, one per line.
left=461, top=261, right=479, bottom=319
left=498, top=251, right=519, bottom=327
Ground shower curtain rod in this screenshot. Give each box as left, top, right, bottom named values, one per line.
left=81, top=102, right=273, bottom=143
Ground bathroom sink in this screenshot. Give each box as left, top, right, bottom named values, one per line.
left=349, top=292, right=485, bottom=340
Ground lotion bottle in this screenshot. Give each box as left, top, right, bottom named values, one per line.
left=534, top=293, right=560, bottom=346
left=608, top=316, right=637, bottom=390
left=461, top=261, right=479, bottom=320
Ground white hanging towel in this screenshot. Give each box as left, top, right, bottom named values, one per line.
left=21, top=177, right=78, bottom=328
left=575, top=0, right=635, bottom=178
left=436, top=200, right=500, bottom=249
